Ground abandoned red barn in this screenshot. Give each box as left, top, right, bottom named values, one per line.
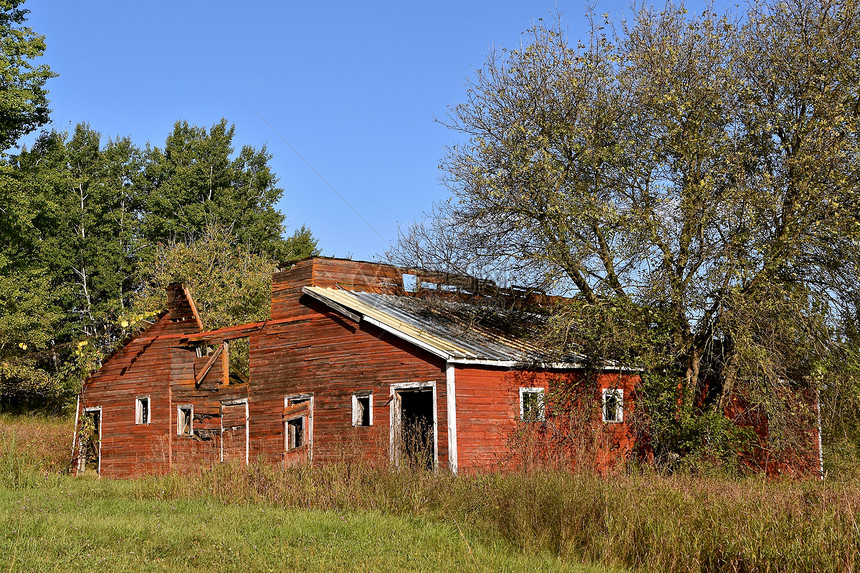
left=73, top=257, right=639, bottom=478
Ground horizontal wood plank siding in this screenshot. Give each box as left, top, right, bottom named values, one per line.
left=76, top=313, right=201, bottom=478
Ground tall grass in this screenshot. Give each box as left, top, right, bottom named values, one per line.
left=121, top=461, right=860, bottom=572
left=2, top=413, right=858, bottom=572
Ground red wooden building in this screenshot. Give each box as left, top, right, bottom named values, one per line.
left=73, top=257, right=639, bottom=478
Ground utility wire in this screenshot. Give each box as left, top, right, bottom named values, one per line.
left=255, top=110, right=388, bottom=245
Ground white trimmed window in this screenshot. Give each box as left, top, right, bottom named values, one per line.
left=519, top=387, right=545, bottom=422
left=352, top=392, right=373, bottom=426
left=135, top=396, right=150, bottom=424
left=286, top=417, right=304, bottom=449
left=602, top=388, right=624, bottom=423
left=285, top=395, right=311, bottom=451
left=177, top=405, right=193, bottom=436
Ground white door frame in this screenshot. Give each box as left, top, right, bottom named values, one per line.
left=389, top=381, right=438, bottom=468
left=220, top=398, right=249, bottom=465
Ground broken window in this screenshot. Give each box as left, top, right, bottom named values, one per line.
left=286, top=417, right=304, bottom=449
left=195, top=344, right=215, bottom=359
left=177, top=405, right=193, bottom=436
left=520, top=388, right=545, bottom=422
left=285, top=395, right=311, bottom=452
left=402, top=273, right=418, bottom=293
left=602, top=388, right=623, bottom=423
left=227, top=337, right=250, bottom=385
left=352, top=392, right=372, bottom=426
left=135, top=396, right=150, bottom=424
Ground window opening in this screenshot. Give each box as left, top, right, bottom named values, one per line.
left=285, top=395, right=311, bottom=452
left=352, top=393, right=372, bottom=426
left=227, top=337, right=250, bottom=385
left=287, top=417, right=304, bottom=449
left=402, top=273, right=418, bottom=293
left=602, top=388, right=623, bottom=423
left=177, top=405, right=193, bottom=436
left=520, top=388, right=545, bottom=422
left=135, top=396, right=150, bottom=424
left=195, top=344, right=215, bottom=359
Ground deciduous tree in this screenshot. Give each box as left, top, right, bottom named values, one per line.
left=390, top=0, right=860, bottom=466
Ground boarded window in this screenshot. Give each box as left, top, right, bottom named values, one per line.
left=519, top=388, right=545, bottom=422
left=602, top=388, right=623, bottom=423
left=352, top=393, right=372, bottom=426
left=135, top=396, right=150, bottom=424
left=177, top=405, right=193, bottom=436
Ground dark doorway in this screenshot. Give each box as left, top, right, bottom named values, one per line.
left=78, top=409, right=101, bottom=475
left=397, top=388, right=435, bottom=469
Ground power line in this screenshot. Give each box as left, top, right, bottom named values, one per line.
left=255, top=110, right=388, bottom=246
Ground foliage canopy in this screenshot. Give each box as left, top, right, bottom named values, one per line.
left=390, top=0, right=860, bottom=467
left=1, top=120, right=318, bottom=410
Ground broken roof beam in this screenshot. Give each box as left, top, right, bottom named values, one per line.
left=184, top=321, right=267, bottom=343
left=194, top=343, right=224, bottom=387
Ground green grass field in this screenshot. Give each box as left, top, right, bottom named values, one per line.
left=2, top=414, right=859, bottom=572
left=0, top=476, right=607, bottom=572
left=0, top=415, right=611, bottom=572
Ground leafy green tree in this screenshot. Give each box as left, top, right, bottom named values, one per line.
left=0, top=0, right=61, bottom=409
left=142, top=119, right=292, bottom=259
left=390, top=0, right=860, bottom=466
left=0, top=0, right=55, bottom=152
left=14, top=125, right=144, bottom=342
left=1, top=119, right=318, bottom=411
left=131, top=222, right=280, bottom=330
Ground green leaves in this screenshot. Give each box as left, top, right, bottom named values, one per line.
left=141, top=119, right=292, bottom=260
left=131, top=223, right=280, bottom=332
left=0, top=0, right=55, bottom=152
left=393, top=0, right=860, bottom=468
left=0, top=119, right=318, bottom=411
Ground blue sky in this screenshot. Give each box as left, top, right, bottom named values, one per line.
left=27, top=0, right=726, bottom=262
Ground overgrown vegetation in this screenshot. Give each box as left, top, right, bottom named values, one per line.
left=389, top=0, right=860, bottom=470
left=0, top=417, right=857, bottom=573
left=0, top=1, right=319, bottom=413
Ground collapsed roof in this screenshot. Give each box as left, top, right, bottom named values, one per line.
left=303, top=286, right=586, bottom=367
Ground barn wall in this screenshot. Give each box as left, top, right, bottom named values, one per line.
left=76, top=259, right=647, bottom=479
left=249, top=297, right=449, bottom=468
left=169, top=344, right=249, bottom=470
left=453, top=366, right=639, bottom=473
left=76, top=313, right=199, bottom=478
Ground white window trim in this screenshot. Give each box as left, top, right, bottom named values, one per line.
left=519, top=387, right=546, bottom=421
left=177, top=404, right=194, bottom=436
left=78, top=406, right=102, bottom=476
left=284, top=394, right=314, bottom=459
left=352, top=392, right=373, bottom=426
left=602, top=388, right=624, bottom=423
left=135, top=395, right=150, bottom=425
left=446, top=364, right=458, bottom=474
left=389, top=381, right=438, bottom=469
left=219, top=398, right=249, bottom=465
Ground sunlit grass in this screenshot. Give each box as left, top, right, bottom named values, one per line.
left=0, top=476, right=608, bottom=572
left=2, top=414, right=858, bottom=572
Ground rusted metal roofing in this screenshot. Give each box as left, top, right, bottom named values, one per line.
left=302, top=286, right=586, bottom=366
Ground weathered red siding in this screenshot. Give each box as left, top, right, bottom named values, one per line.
left=75, top=311, right=199, bottom=477
left=453, top=367, right=639, bottom=473
left=76, top=258, right=644, bottom=479
left=248, top=298, right=449, bottom=467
